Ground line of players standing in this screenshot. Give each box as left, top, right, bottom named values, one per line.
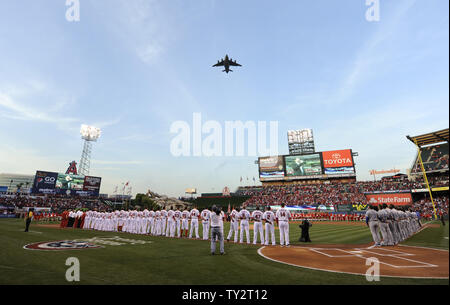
left=365, top=203, right=421, bottom=246
left=80, top=204, right=293, bottom=247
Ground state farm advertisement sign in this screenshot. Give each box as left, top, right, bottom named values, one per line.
left=365, top=193, right=413, bottom=206
left=322, top=149, right=354, bottom=168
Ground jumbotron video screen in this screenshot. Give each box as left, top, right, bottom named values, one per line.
left=55, top=173, right=85, bottom=191
left=284, top=154, right=322, bottom=177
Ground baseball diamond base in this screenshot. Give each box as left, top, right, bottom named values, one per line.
left=258, top=244, right=449, bottom=279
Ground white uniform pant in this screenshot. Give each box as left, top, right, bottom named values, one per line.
left=189, top=219, right=199, bottom=238
left=265, top=222, right=276, bottom=245
left=150, top=217, right=156, bottom=235
left=82, top=217, right=89, bottom=229
left=240, top=220, right=250, bottom=243
left=181, top=219, right=189, bottom=231
left=161, top=218, right=167, bottom=235
left=202, top=221, right=210, bottom=240
left=227, top=221, right=239, bottom=242
left=176, top=219, right=181, bottom=237
left=167, top=220, right=176, bottom=237
left=155, top=219, right=161, bottom=235
left=279, top=221, right=289, bottom=246
left=253, top=221, right=264, bottom=245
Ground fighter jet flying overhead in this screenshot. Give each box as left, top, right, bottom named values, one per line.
left=212, top=54, right=242, bottom=73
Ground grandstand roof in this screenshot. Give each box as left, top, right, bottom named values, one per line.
left=406, top=128, right=449, bottom=147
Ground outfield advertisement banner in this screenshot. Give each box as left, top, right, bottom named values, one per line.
left=324, top=166, right=355, bottom=175
left=285, top=154, right=322, bottom=178
left=259, top=156, right=285, bottom=180
left=32, top=171, right=58, bottom=194
left=365, top=193, right=413, bottom=206
left=270, top=205, right=335, bottom=211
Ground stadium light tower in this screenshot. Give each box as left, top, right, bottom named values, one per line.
left=79, top=125, right=101, bottom=176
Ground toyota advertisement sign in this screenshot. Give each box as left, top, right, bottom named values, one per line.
left=322, top=149, right=355, bottom=175
left=32, top=171, right=58, bottom=194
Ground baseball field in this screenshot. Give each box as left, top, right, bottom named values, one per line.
left=0, top=218, right=448, bottom=285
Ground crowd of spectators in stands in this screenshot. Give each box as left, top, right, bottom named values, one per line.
left=413, top=195, right=449, bottom=220
left=241, top=179, right=447, bottom=208
left=412, top=144, right=449, bottom=173
left=234, top=186, right=263, bottom=197
left=413, top=174, right=449, bottom=187
left=0, top=194, right=109, bottom=212
left=0, top=177, right=447, bottom=219
left=243, top=183, right=368, bottom=207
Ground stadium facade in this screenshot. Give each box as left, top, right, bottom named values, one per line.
left=0, top=173, right=35, bottom=194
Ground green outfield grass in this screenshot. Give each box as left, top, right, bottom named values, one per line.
left=0, top=219, right=448, bottom=285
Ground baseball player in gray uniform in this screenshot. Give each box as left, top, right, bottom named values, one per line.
left=365, top=205, right=381, bottom=246
left=387, top=205, right=399, bottom=245
left=378, top=204, right=394, bottom=246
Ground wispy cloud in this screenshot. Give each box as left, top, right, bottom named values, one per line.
left=91, top=118, right=121, bottom=129
left=91, top=160, right=144, bottom=165
left=0, top=92, right=78, bottom=125
left=117, top=134, right=154, bottom=143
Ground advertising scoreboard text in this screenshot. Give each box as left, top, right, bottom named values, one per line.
left=258, top=149, right=356, bottom=181
left=32, top=171, right=101, bottom=196
left=365, top=193, right=413, bottom=206
left=322, top=149, right=355, bottom=175
left=259, top=156, right=285, bottom=180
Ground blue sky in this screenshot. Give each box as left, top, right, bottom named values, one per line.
left=0, top=0, right=448, bottom=197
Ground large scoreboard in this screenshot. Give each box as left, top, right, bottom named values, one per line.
left=32, top=170, right=102, bottom=196
left=259, top=149, right=356, bottom=181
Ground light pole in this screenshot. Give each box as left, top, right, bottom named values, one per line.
left=79, top=125, right=101, bottom=176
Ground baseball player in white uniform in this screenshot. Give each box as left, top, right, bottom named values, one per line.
left=181, top=208, right=190, bottom=238
left=263, top=206, right=276, bottom=246
left=189, top=207, right=200, bottom=239
left=201, top=208, right=210, bottom=240
left=155, top=209, right=162, bottom=236
left=149, top=209, right=155, bottom=235
left=276, top=203, right=291, bottom=247
left=226, top=208, right=239, bottom=243
left=161, top=209, right=168, bottom=236
left=251, top=207, right=265, bottom=245
left=365, top=205, right=381, bottom=246
left=167, top=209, right=175, bottom=237
left=239, top=207, right=251, bottom=244
left=174, top=208, right=182, bottom=237
left=210, top=205, right=225, bottom=255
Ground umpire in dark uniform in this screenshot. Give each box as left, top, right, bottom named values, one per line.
left=299, top=218, right=312, bottom=242
left=25, top=208, right=34, bottom=232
